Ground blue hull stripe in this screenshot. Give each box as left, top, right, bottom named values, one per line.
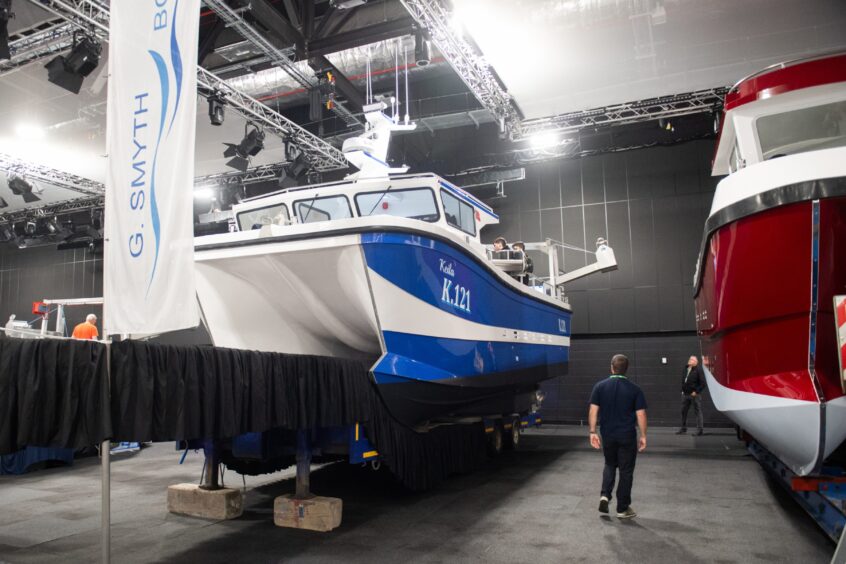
left=373, top=331, right=569, bottom=384
left=361, top=232, right=571, bottom=337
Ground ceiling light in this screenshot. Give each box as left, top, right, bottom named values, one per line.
left=44, top=31, right=102, bottom=94
left=7, top=175, right=41, bottom=203
left=208, top=92, right=226, bottom=126
left=223, top=123, right=265, bottom=172
left=529, top=132, right=560, bottom=149
left=15, top=123, right=46, bottom=141
left=194, top=187, right=215, bottom=200
left=414, top=32, right=431, bottom=67
left=0, top=0, right=12, bottom=61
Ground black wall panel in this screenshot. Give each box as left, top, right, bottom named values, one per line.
left=0, top=245, right=103, bottom=333
left=475, top=140, right=728, bottom=426
left=481, top=139, right=715, bottom=335
left=543, top=334, right=731, bottom=428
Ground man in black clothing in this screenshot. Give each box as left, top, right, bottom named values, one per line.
left=677, top=355, right=705, bottom=435
left=589, top=354, right=648, bottom=519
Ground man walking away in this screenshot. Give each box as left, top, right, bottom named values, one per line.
left=72, top=314, right=99, bottom=340
left=677, top=355, right=705, bottom=436
left=588, top=354, right=648, bottom=519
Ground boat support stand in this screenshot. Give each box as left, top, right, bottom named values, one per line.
left=273, top=429, right=343, bottom=531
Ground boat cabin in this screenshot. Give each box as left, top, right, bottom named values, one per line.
left=232, top=172, right=499, bottom=247
left=712, top=53, right=846, bottom=176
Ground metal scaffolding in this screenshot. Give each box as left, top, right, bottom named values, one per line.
left=23, top=0, right=350, bottom=172
left=194, top=163, right=287, bottom=187
left=519, top=87, right=728, bottom=139
left=398, top=0, right=522, bottom=139
left=0, top=152, right=104, bottom=197
left=0, top=21, right=76, bottom=76
left=0, top=195, right=104, bottom=224
left=203, top=0, right=362, bottom=127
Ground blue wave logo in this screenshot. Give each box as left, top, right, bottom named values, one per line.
left=167, top=0, right=183, bottom=136
left=145, top=0, right=185, bottom=297
left=147, top=50, right=168, bottom=297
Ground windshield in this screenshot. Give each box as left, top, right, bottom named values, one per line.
left=294, top=195, right=353, bottom=224
left=757, top=100, right=846, bottom=160
left=237, top=204, right=289, bottom=231
left=441, top=189, right=476, bottom=236
left=355, top=188, right=439, bottom=222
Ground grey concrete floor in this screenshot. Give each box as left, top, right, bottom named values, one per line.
left=0, top=426, right=834, bottom=563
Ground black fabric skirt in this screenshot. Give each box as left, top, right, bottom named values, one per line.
left=0, top=337, right=487, bottom=491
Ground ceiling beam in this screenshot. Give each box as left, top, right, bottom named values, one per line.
left=307, top=17, right=416, bottom=57
left=248, top=0, right=304, bottom=54
left=198, top=18, right=225, bottom=65
left=281, top=0, right=301, bottom=30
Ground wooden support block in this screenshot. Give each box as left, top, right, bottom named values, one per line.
left=274, top=494, right=342, bottom=532
left=167, top=483, right=243, bottom=520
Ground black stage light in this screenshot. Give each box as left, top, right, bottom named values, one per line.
left=223, top=123, right=265, bottom=172
left=289, top=152, right=309, bottom=179
left=45, top=31, right=102, bottom=94
left=7, top=175, right=40, bottom=203
left=208, top=91, right=226, bottom=126
left=414, top=32, right=430, bottom=67
left=24, top=219, right=36, bottom=235
left=0, top=0, right=12, bottom=61
left=0, top=225, right=12, bottom=242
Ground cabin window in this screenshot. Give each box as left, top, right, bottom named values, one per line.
left=237, top=203, right=290, bottom=231
left=756, top=100, right=846, bottom=161
left=294, top=195, right=353, bottom=224
left=441, top=189, right=476, bottom=236
left=355, top=188, right=439, bottom=222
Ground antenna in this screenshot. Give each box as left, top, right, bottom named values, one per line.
left=394, top=39, right=400, bottom=122
left=404, top=42, right=410, bottom=124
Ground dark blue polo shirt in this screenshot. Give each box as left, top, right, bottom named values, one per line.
left=589, top=375, right=647, bottom=440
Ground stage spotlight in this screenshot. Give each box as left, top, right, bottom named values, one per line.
left=289, top=152, right=309, bottom=179
left=0, top=225, right=11, bottom=242
left=208, top=91, right=226, bottom=126
left=7, top=175, right=40, bottom=203
left=44, top=31, right=102, bottom=94
left=223, top=123, right=265, bottom=172
left=414, top=32, right=431, bottom=67
left=0, top=0, right=12, bottom=61
left=24, top=219, right=36, bottom=235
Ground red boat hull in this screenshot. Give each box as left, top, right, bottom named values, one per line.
left=695, top=196, right=846, bottom=475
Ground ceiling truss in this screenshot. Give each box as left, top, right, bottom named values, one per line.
left=398, top=0, right=522, bottom=139
left=23, top=0, right=350, bottom=171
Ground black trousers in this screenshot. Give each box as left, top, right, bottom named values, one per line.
left=601, top=435, right=638, bottom=513
left=681, top=394, right=704, bottom=431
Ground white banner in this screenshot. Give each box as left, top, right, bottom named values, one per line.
left=104, top=0, right=201, bottom=335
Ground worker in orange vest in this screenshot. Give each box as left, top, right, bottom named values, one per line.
left=72, top=314, right=99, bottom=340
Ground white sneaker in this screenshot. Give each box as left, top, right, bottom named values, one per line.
left=616, top=506, right=637, bottom=519
left=598, top=496, right=609, bottom=513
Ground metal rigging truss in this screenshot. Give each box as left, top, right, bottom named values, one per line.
left=0, top=196, right=104, bottom=224
left=398, top=0, right=522, bottom=139
left=194, top=163, right=287, bottom=187
left=519, top=87, right=728, bottom=139
left=0, top=21, right=76, bottom=76
left=202, top=0, right=362, bottom=127
left=25, top=0, right=350, bottom=171
left=0, top=152, right=104, bottom=196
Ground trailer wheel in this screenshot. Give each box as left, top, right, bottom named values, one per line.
left=488, top=425, right=503, bottom=456
left=504, top=420, right=520, bottom=451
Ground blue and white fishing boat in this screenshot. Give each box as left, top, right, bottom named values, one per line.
left=193, top=103, right=616, bottom=426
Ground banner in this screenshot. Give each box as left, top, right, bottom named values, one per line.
left=104, top=0, right=201, bottom=335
